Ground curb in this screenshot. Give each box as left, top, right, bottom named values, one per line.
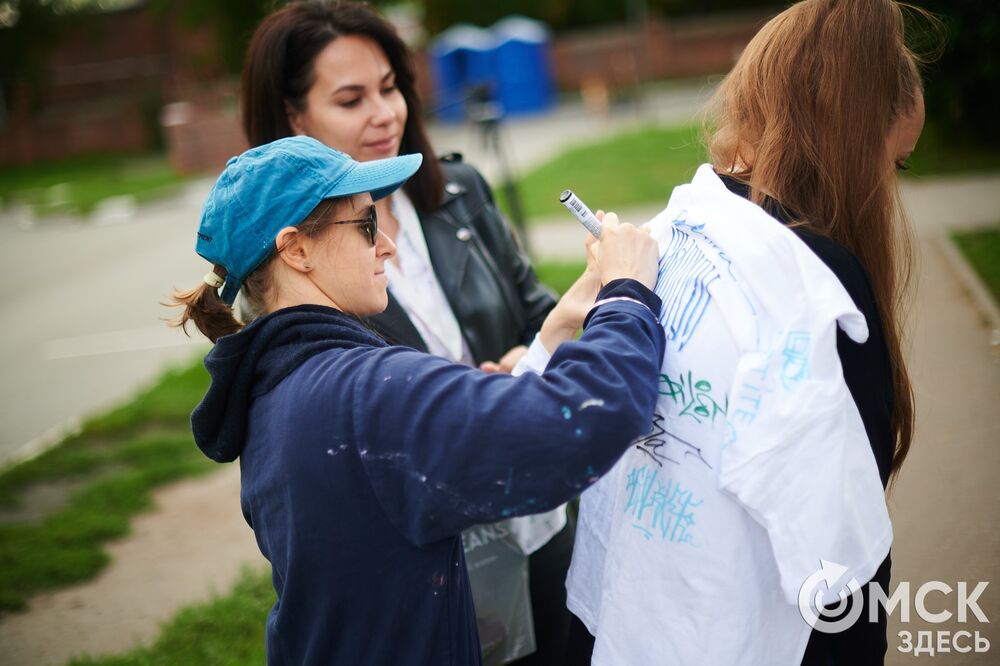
left=0, top=418, right=82, bottom=473
left=932, top=229, right=1000, bottom=346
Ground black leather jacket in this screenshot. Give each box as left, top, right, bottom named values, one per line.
left=367, top=157, right=557, bottom=365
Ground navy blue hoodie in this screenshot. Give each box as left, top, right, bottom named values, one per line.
left=192, top=280, right=665, bottom=665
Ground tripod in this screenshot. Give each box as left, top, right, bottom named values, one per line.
left=464, top=85, right=532, bottom=256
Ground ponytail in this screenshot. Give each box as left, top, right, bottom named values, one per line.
left=168, top=266, right=243, bottom=343
left=169, top=197, right=343, bottom=343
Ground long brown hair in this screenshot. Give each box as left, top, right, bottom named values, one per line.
left=240, top=1, right=444, bottom=213
left=707, top=0, right=926, bottom=482
left=169, top=198, right=345, bottom=343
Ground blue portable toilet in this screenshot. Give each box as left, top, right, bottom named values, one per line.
left=428, top=25, right=497, bottom=122
left=492, top=16, right=555, bottom=116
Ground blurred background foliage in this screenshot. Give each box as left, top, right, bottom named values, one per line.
left=1, top=0, right=997, bottom=150
left=417, top=0, right=778, bottom=32
left=910, top=0, right=1000, bottom=149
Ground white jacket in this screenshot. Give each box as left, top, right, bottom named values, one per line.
left=518, top=165, right=891, bottom=665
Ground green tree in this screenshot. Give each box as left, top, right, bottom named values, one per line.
left=420, top=0, right=778, bottom=33
left=911, top=1, right=1000, bottom=149
left=0, top=1, right=72, bottom=119
left=157, top=0, right=275, bottom=74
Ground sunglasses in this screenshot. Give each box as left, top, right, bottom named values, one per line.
left=332, top=204, right=378, bottom=246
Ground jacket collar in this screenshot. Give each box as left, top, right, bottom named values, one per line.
left=436, top=179, right=467, bottom=221
left=418, top=178, right=475, bottom=299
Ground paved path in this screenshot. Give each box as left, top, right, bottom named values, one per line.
left=884, top=233, right=999, bottom=664
left=0, top=467, right=265, bottom=665
left=428, top=82, right=715, bottom=185
left=0, top=185, right=213, bottom=466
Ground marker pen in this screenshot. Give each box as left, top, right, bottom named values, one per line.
left=559, top=189, right=602, bottom=239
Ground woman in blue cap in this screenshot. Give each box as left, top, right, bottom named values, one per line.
left=240, top=3, right=574, bottom=662
left=170, top=136, right=663, bottom=665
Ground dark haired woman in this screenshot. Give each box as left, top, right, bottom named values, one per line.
left=240, top=2, right=574, bottom=663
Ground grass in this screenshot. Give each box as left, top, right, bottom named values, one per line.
left=497, top=120, right=1000, bottom=225
left=533, top=261, right=587, bottom=296
left=69, top=567, right=273, bottom=666
left=499, top=124, right=706, bottom=222
left=952, top=226, right=1000, bottom=303
left=0, top=153, right=189, bottom=218
left=0, top=360, right=214, bottom=612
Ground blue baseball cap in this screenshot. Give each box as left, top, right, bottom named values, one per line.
left=196, top=136, right=422, bottom=304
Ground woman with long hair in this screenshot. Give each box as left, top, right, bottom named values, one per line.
left=533, top=0, right=925, bottom=664
left=240, top=3, right=576, bottom=662
left=170, top=136, right=664, bottom=664
left=708, top=0, right=920, bottom=489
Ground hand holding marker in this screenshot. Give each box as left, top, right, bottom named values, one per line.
left=559, top=189, right=659, bottom=289
left=560, top=190, right=603, bottom=239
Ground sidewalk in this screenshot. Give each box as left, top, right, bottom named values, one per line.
left=1, top=174, right=996, bottom=664
left=886, top=232, right=999, bottom=664
left=0, top=468, right=264, bottom=664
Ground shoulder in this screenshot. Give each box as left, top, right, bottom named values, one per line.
left=307, top=344, right=455, bottom=381
left=715, top=172, right=871, bottom=298
left=791, top=227, right=878, bottom=313
left=288, top=345, right=453, bottom=408
left=438, top=155, right=490, bottom=193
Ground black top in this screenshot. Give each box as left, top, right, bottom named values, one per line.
left=719, top=174, right=894, bottom=666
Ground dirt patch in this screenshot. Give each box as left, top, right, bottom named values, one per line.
left=0, top=479, right=88, bottom=524
left=0, top=464, right=266, bottom=665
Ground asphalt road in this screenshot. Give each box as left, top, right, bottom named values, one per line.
left=0, top=187, right=212, bottom=464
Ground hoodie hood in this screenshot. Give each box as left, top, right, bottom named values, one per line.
left=191, top=304, right=387, bottom=462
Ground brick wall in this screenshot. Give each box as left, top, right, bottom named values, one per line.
left=0, top=3, right=220, bottom=168
left=549, top=11, right=771, bottom=90
left=1, top=8, right=773, bottom=172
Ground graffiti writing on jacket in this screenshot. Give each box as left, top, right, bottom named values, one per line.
left=624, top=464, right=702, bottom=545
left=633, top=413, right=711, bottom=470
left=780, top=331, right=811, bottom=391
left=659, top=371, right=728, bottom=424
left=654, top=214, right=721, bottom=350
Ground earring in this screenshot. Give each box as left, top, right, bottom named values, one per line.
left=303, top=263, right=312, bottom=270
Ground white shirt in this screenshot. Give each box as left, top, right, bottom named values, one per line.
left=386, top=191, right=473, bottom=365
left=520, top=165, right=892, bottom=664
